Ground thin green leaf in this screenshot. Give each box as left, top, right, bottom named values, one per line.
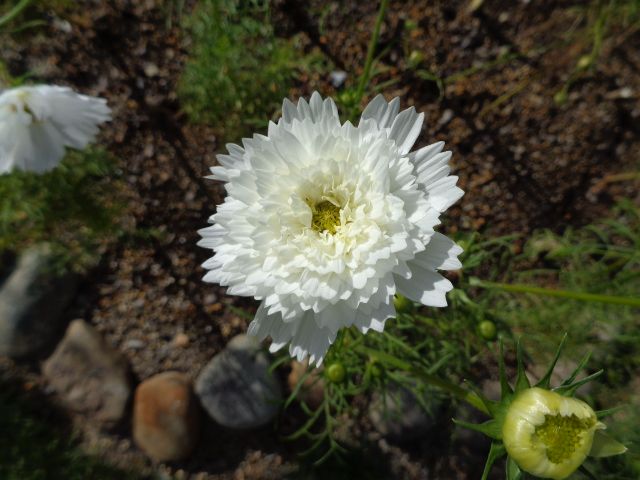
left=284, top=369, right=313, bottom=410
left=0, top=0, right=32, bottom=29
left=283, top=405, right=324, bottom=441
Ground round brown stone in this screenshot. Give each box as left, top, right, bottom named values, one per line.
left=133, top=371, right=200, bottom=462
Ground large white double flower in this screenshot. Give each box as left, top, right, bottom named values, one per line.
left=0, top=85, right=111, bottom=174
left=199, top=92, right=464, bottom=365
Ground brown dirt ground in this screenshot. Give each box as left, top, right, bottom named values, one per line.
left=1, top=0, right=639, bottom=478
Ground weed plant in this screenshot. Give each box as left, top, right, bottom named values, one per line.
left=0, top=149, right=124, bottom=273
left=556, top=0, right=640, bottom=103
left=280, top=201, right=640, bottom=474
left=180, top=0, right=319, bottom=139
left=0, top=377, right=141, bottom=480
left=492, top=200, right=639, bottom=361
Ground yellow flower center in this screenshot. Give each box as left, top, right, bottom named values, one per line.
left=535, top=414, right=596, bottom=464
left=310, top=200, right=341, bottom=234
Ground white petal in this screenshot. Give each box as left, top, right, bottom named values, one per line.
left=249, top=304, right=336, bottom=367
left=410, top=141, right=445, bottom=170
left=394, top=263, right=453, bottom=307
left=359, top=94, right=400, bottom=129
left=353, top=298, right=394, bottom=334
left=389, top=107, right=424, bottom=154
left=412, top=233, right=463, bottom=271
left=428, top=176, right=464, bottom=211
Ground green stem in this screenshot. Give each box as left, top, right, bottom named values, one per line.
left=353, top=0, right=389, bottom=110
left=357, top=345, right=490, bottom=415
left=472, top=279, right=640, bottom=308
left=0, top=0, right=32, bottom=29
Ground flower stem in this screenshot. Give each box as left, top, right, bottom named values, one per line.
left=470, top=278, right=640, bottom=308
left=354, top=0, right=390, bottom=108
left=357, top=345, right=490, bottom=414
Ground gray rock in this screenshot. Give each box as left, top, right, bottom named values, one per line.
left=0, top=245, right=78, bottom=357
left=369, top=384, right=442, bottom=442
left=133, top=371, right=200, bottom=462
left=42, top=319, right=132, bottom=427
left=195, top=334, right=282, bottom=429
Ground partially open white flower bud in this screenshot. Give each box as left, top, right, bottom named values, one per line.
left=502, top=387, right=604, bottom=480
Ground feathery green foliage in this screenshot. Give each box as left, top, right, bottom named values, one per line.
left=0, top=149, right=124, bottom=273
left=179, top=0, right=320, bottom=139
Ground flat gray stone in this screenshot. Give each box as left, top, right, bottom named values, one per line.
left=0, top=245, right=78, bottom=357
left=42, top=319, right=132, bottom=427
left=195, top=334, right=282, bottom=429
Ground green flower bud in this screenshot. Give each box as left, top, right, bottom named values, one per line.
left=502, top=387, right=604, bottom=480
left=404, top=19, right=418, bottom=31
left=577, top=55, right=593, bottom=70
left=478, top=320, right=497, bottom=340
left=407, top=50, right=425, bottom=69
left=554, top=89, right=568, bottom=106
left=326, top=363, right=346, bottom=383
left=393, top=294, right=414, bottom=314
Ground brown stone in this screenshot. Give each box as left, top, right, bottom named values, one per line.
left=133, top=371, right=200, bottom=462
left=173, top=332, right=189, bottom=348
left=42, top=319, right=131, bottom=427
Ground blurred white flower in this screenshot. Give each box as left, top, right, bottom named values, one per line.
left=199, top=92, right=463, bottom=365
left=0, top=85, right=111, bottom=174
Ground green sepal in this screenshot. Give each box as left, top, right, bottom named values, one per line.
left=596, top=405, right=626, bottom=419
left=554, top=369, right=603, bottom=397
left=505, top=456, right=523, bottom=480
left=481, top=441, right=506, bottom=480
left=560, top=351, right=592, bottom=387
left=514, top=338, right=530, bottom=392
left=463, top=379, right=500, bottom=416
left=499, top=338, right=514, bottom=398
left=490, top=397, right=513, bottom=439
left=535, top=332, right=567, bottom=389
left=452, top=418, right=502, bottom=440
left=589, top=430, right=628, bottom=458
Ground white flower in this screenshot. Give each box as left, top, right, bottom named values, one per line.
left=0, top=85, right=111, bottom=174
left=199, top=92, right=464, bottom=365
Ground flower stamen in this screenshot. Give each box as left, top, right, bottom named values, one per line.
left=310, top=200, right=342, bottom=234
left=535, top=413, right=596, bottom=464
